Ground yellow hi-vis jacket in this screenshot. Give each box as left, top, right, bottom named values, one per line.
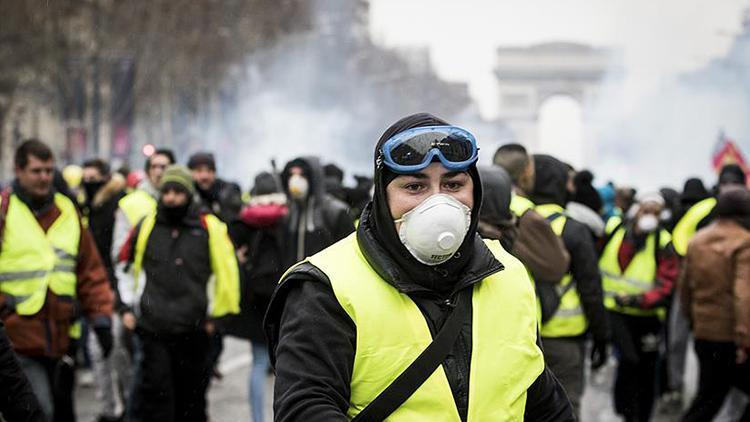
left=131, top=213, right=240, bottom=318
left=600, top=224, right=671, bottom=318
left=671, top=197, right=716, bottom=256
left=118, top=189, right=157, bottom=226
left=534, top=204, right=587, bottom=338
left=304, top=233, right=544, bottom=420
left=0, top=193, right=79, bottom=316
left=509, top=194, right=535, bottom=218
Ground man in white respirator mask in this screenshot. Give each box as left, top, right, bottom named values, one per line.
left=599, top=192, right=680, bottom=421
left=264, top=113, right=573, bottom=421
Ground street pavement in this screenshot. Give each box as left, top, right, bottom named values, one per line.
left=75, top=337, right=748, bottom=422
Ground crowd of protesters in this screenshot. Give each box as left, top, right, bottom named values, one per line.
left=1, top=119, right=749, bottom=421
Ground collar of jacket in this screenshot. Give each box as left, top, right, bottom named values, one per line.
left=356, top=204, right=504, bottom=298
left=91, top=174, right=126, bottom=208
left=11, top=180, right=55, bottom=215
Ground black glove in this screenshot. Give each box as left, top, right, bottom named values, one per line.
left=94, top=326, right=114, bottom=358
left=615, top=294, right=643, bottom=308
left=590, top=340, right=609, bottom=371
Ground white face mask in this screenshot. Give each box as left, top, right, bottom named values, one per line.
left=288, top=174, right=309, bottom=200
left=395, top=193, right=472, bottom=266
left=637, top=214, right=659, bottom=233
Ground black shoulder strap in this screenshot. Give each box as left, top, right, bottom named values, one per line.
left=545, top=211, right=563, bottom=223
left=352, top=287, right=472, bottom=422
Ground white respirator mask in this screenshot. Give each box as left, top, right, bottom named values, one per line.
left=637, top=214, right=659, bottom=233
left=288, top=174, right=309, bottom=200
left=394, top=193, right=472, bottom=266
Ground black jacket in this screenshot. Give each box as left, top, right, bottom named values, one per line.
left=264, top=205, right=574, bottom=422
left=0, top=321, right=46, bottom=422
left=531, top=154, right=610, bottom=343
left=280, top=157, right=354, bottom=267
left=195, top=178, right=243, bottom=224
left=130, top=204, right=217, bottom=334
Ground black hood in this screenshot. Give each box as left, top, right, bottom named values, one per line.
left=530, top=154, right=569, bottom=206
left=281, top=156, right=326, bottom=201
left=478, top=165, right=512, bottom=225
left=251, top=171, right=281, bottom=196
left=360, top=112, right=484, bottom=295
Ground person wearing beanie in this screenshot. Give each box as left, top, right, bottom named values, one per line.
left=566, top=169, right=606, bottom=238
left=265, top=113, right=573, bottom=421
left=530, top=153, right=610, bottom=418
left=679, top=186, right=750, bottom=422
left=118, top=163, right=240, bottom=422
left=599, top=191, right=680, bottom=421
left=187, top=151, right=242, bottom=224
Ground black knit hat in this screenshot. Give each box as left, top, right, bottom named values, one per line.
left=187, top=152, right=216, bottom=171
left=715, top=187, right=750, bottom=218
left=681, top=177, right=709, bottom=203
left=718, top=164, right=746, bottom=186
left=572, top=170, right=603, bottom=213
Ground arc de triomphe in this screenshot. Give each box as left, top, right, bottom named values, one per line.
left=494, top=42, right=620, bottom=151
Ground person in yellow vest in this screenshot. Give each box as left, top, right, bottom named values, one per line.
left=0, top=139, right=114, bottom=420
left=118, top=165, right=240, bottom=422
left=529, top=154, right=611, bottom=418
left=600, top=192, right=680, bottom=422
left=265, top=113, right=573, bottom=421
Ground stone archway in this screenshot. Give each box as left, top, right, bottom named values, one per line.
left=494, top=42, right=620, bottom=154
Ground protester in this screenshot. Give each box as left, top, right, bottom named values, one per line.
left=679, top=187, right=750, bottom=422
left=279, top=156, right=353, bottom=267
left=188, top=151, right=243, bottom=223
left=0, top=139, right=114, bottom=420
left=600, top=192, right=679, bottom=421
left=80, top=158, right=129, bottom=422
left=119, top=165, right=240, bottom=422
left=530, top=153, right=610, bottom=418
left=227, top=171, right=287, bottom=422
left=0, top=320, right=46, bottom=421
left=265, top=113, right=574, bottom=421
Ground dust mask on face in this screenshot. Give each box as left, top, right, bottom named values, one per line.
left=637, top=214, right=659, bottom=233
left=288, top=174, right=309, bottom=200
left=394, top=193, right=471, bottom=266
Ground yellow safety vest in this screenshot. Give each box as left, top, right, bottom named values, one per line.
left=534, top=204, right=588, bottom=338
left=118, top=189, right=157, bottom=227
left=0, top=193, right=80, bottom=316
left=305, top=233, right=544, bottom=421
left=671, top=197, right=716, bottom=256
left=132, top=213, right=240, bottom=318
left=510, top=194, right=535, bottom=218
left=600, top=226, right=671, bottom=318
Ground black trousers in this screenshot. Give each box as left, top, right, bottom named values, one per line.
left=138, top=329, right=211, bottom=422
left=682, top=340, right=750, bottom=422
left=610, top=312, right=662, bottom=422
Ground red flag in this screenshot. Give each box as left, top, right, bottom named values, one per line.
left=712, top=132, right=749, bottom=177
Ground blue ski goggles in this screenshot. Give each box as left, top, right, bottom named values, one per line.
left=379, top=125, right=479, bottom=173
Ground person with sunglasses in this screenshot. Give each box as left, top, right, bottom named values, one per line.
left=265, top=113, right=573, bottom=421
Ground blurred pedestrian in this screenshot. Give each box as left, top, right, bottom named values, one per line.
left=188, top=152, right=243, bottom=224
left=279, top=157, right=353, bottom=268
left=0, top=139, right=114, bottom=420
left=567, top=169, right=605, bottom=239
left=0, top=320, right=46, bottom=421
left=119, top=165, right=240, bottom=422
left=530, top=153, right=611, bottom=418
left=679, top=187, right=750, bottom=422
left=227, top=171, right=287, bottom=422
left=600, top=192, right=679, bottom=422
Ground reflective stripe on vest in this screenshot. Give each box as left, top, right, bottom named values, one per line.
left=306, top=233, right=544, bottom=420
left=118, top=189, right=157, bottom=227
left=132, top=213, right=240, bottom=318
left=599, top=227, right=671, bottom=317
left=510, top=194, right=535, bottom=218
left=672, top=197, right=716, bottom=256
left=0, top=193, right=80, bottom=315
left=534, top=203, right=587, bottom=338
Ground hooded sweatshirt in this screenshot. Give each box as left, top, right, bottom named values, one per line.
left=531, top=154, right=610, bottom=343
left=264, top=114, right=573, bottom=422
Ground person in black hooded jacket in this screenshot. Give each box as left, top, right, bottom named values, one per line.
left=530, top=154, right=611, bottom=418
left=264, top=113, right=573, bottom=421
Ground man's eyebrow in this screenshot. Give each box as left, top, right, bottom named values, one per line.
left=443, top=171, right=468, bottom=179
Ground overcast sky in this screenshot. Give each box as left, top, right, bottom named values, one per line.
left=368, top=1, right=750, bottom=189
left=370, top=0, right=748, bottom=117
